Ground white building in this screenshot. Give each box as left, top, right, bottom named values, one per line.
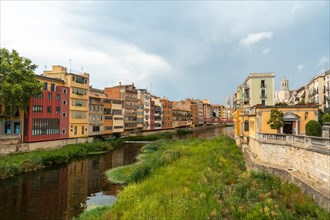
left=274, top=77, right=291, bottom=104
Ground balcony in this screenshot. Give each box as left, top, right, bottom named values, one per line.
left=260, top=83, right=266, bottom=88
left=260, top=94, right=267, bottom=98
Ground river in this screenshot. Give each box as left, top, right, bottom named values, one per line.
left=0, top=126, right=233, bottom=220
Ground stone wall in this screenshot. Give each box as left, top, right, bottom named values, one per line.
left=0, top=137, right=93, bottom=155
left=249, top=134, right=330, bottom=190
left=240, top=143, right=330, bottom=211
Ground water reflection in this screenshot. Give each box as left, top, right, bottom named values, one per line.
left=0, top=127, right=232, bottom=220
left=0, top=143, right=142, bottom=220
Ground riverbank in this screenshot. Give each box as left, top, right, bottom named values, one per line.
left=0, top=132, right=173, bottom=180
left=78, top=137, right=328, bottom=219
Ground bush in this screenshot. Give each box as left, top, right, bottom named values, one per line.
left=305, top=120, right=322, bottom=137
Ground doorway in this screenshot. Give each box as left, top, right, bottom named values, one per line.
left=283, top=122, right=293, bottom=134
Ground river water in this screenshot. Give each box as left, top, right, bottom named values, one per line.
left=0, top=127, right=233, bottom=220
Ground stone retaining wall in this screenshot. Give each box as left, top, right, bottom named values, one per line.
left=0, top=137, right=93, bottom=155
left=237, top=135, right=330, bottom=211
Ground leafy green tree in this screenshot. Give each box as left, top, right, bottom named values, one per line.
left=321, top=113, right=330, bottom=123
left=0, top=48, right=41, bottom=117
left=305, top=120, right=322, bottom=137
left=267, top=109, right=284, bottom=132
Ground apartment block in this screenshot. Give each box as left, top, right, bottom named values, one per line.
left=104, top=83, right=137, bottom=133
left=152, top=96, right=162, bottom=130
left=137, top=89, right=151, bottom=131
left=242, top=73, right=275, bottom=108
left=24, top=75, right=70, bottom=142
left=88, top=87, right=105, bottom=136
left=43, top=65, right=90, bottom=138
left=172, top=108, right=192, bottom=128
left=160, top=98, right=173, bottom=129
left=103, top=97, right=124, bottom=135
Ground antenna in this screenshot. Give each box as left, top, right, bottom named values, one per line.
left=69, top=59, right=72, bottom=73
left=81, top=67, right=83, bottom=73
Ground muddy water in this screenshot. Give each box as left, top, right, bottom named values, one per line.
left=0, top=126, right=233, bottom=220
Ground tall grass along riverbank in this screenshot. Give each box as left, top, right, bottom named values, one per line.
left=0, top=141, right=114, bottom=179
left=79, top=136, right=329, bottom=220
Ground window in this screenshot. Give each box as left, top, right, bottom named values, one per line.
left=104, top=116, right=112, bottom=120
left=43, top=82, right=48, bottom=90
left=56, top=107, right=60, bottom=114
left=63, top=89, right=67, bottom=94
left=72, top=99, right=86, bottom=107
left=72, top=87, right=86, bottom=95
left=62, top=129, right=66, bottom=134
left=82, top=126, right=84, bottom=135
left=62, top=112, right=66, bottom=117
left=56, top=94, right=61, bottom=100
left=74, top=126, right=77, bottom=135
left=31, top=119, right=60, bottom=136
left=48, top=93, right=52, bottom=100
left=244, top=120, right=249, bottom=131
left=261, top=80, right=266, bottom=88
left=104, top=108, right=111, bottom=114
left=71, top=111, right=86, bottom=119
left=51, top=83, right=55, bottom=92
left=261, top=99, right=266, bottom=106
left=93, top=126, right=100, bottom=132
left=32, top=106, right=43, bottom=112
left=261, top=89, right=266, bottom=98
left=63, top=100, right=67, bottom=105
left=47, top=106, right=52, bottom=113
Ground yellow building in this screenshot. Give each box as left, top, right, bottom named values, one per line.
left=43, top=65, right=90, bottom=138
left=234, top=105, right=318, bottom=140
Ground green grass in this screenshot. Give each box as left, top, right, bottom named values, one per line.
left=176, top=128, right=193, bottom=135
left=0, top=141, right=114, bottom=179
left=79, top=136, right=329, bottom=219
left=124, top=132, right=173, bottom=141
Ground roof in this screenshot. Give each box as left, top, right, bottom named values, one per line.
left=36, top=74, right=65, bottom=83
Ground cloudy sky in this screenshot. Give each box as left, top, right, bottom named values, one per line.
left=1, top=1, right=329, bottom=104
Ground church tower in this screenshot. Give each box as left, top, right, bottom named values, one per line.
left=226, top=95, right=231, bottom=109
left=281, top=77, right=289, bottom=90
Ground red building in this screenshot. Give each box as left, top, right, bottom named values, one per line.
left=24, top=75, right=70, bottom=142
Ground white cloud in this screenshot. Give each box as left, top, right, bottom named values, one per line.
left=291, top=2, right=302, bottom=14
left=316, top=56, right=329, bottom=73
left=297, top=64, right=305, bottom=72
left=262, top=47, right=271, bottom=54
left=1, top=1, right=173, bottom=91
left=240, top=32, right=273, bottom=48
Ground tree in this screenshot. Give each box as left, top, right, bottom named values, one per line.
left=0, top=48, right=41, bottom=116
left=305, top=120, right=322, bottom=137
left=267, top=109, right=284, bottom=132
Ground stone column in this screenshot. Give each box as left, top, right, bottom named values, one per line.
left=322, top=122, right=330, bottom=138
left=295, top=120, right=298, bottom=135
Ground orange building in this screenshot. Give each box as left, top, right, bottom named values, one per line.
left=160, top=98, right=173, bottom=129
left=43, top=65, right=90, bottom=138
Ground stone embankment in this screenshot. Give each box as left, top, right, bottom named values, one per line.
left=236, top=134, right=330, bottom=211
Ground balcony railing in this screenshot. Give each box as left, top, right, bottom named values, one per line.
left=256, top=133, right=330, bottom=154
left=260, top=94, right=267, bottom=98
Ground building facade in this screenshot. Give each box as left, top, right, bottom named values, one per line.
left=160, top=98, right=173, bottom=129
left=88, top=88, right=105, bottom=136
left=24, top=75, right=70, bottom=142
left=43, top=65, right=90, bottom=138
left=104, top=83, right=138, bottom=133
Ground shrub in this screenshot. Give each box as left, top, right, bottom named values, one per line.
left=305, top=120, right=322, bottom=137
